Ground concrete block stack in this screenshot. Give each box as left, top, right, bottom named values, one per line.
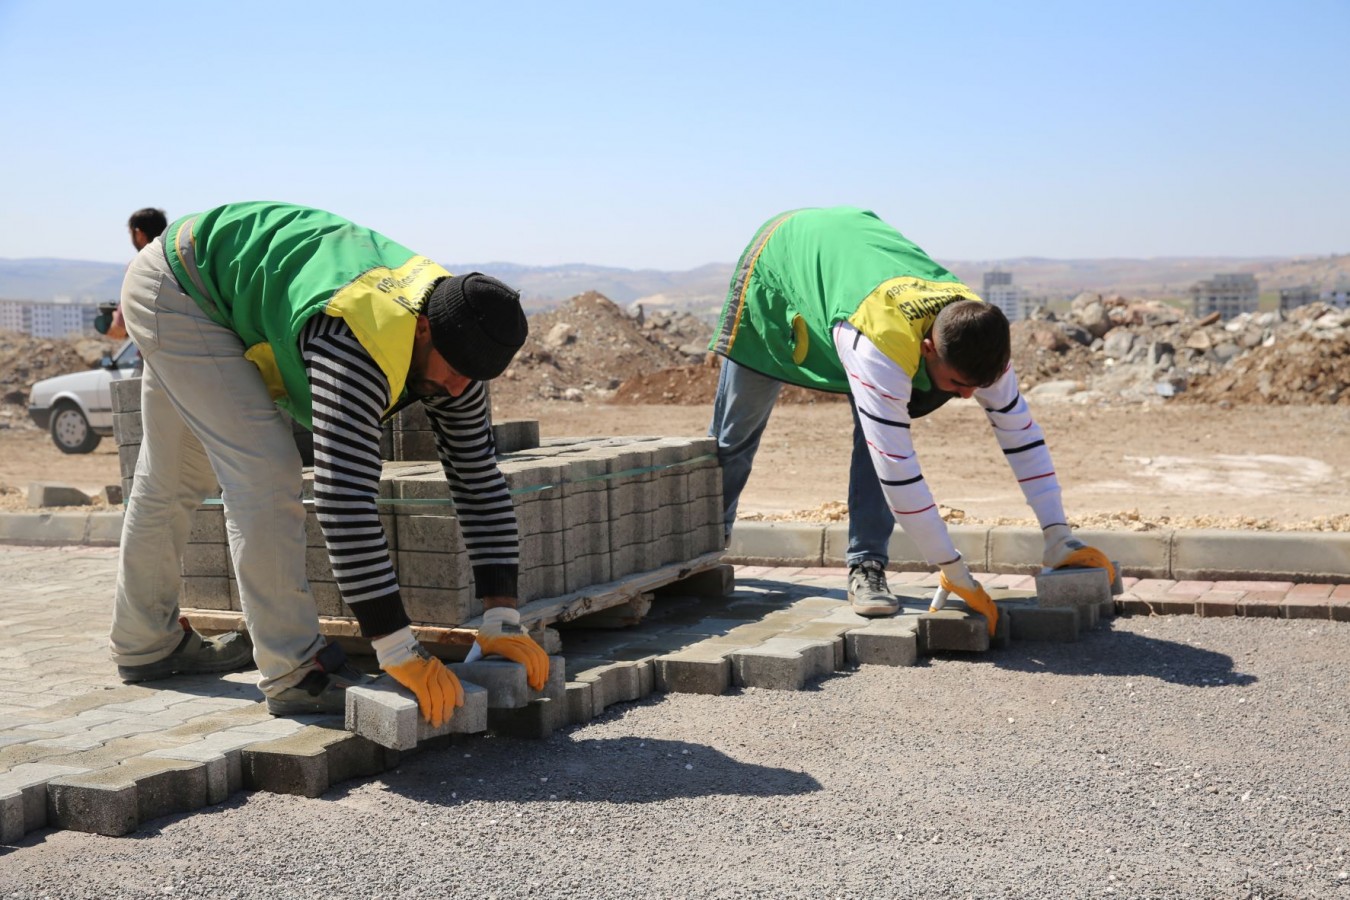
left=527, top=435, right=723, bottom=580
left=110, top=377, right=143, bottom=503
left=380, top=386, right=541, bottom=462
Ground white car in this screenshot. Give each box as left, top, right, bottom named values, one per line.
left=27, top=340, right=142, bottom=453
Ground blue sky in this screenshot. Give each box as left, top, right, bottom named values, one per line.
left=0, top=0, right=1345, bottom=269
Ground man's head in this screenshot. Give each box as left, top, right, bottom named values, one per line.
left=128, top=208, right=168, bottom=251
left=920, top=300, right=1010, bottom=398
left=407, top=273, right=528, bottom=397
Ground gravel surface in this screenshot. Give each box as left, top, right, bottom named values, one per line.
left=3, top=615, right=1348, bottom=899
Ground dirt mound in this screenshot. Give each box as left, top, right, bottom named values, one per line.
left=609, top=364, right=848, bottom=406
left=1179, top=331, right=1349, bottom=406
left=492, top=292, right=711, bottom=406
left=0, top=331, right=116, bottom=431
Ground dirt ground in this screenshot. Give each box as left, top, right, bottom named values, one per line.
left=5, top=398, right=1347, bottom=531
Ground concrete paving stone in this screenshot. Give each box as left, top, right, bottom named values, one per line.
left=1167, top=580, right=1214, bottom=596
left=144, top=748, right=236, bottom=805
left=821, top=522, right=988, bottom=571
left=242, top=725, right=391, bottom=799
left=566, top=660, right=642, bottom=711
left=1115, top=593, right=1154, bottom=616
left=1238, top=591, right=1286, bottom=618
left=1280, top=594, right=1332, bottom=620
left=1, top=789, right=22, bottom=842
left=727, top=522, right=824, bottom=567
left=0, top=762, right=90, bottom=839
left=1195, top=591, right=1244, bottom=617
left=47, top=757, right=208, bottom=837
left=1287, top=583, right=1335, bottom=598
left=564, top=681, right=594, bottom=725
left=447, top=660, right=530, bottom=709
left=1149, top=596, right=1198, bottom=616
left=666, top=617, right=747, bottom=637
left=918, top=611, right=991, bottom=654
left=653, top=650, right=731, bottom=695
left=730, top=641, right=818, bottom=691
left=1214, top=579, right=1296, bottom=593
left=1130, top=578, right=1178, bottom=596
left=1332, top=584, right=1350, bottom=600
left=1330, top=597, right=1350, bottom=623
left=985, top=573, right=1034, bottom=589
left=488, top=697, right=559, bottom=739
left=844, top=622, right=919, bottom=667
left=344, top=679, right=418, bottom=751
left=781, top=624, right=849, bottom=669
left=27, top=482, right=93, bottom=509
left=1035, top=567, right=1113, bottom=609
left=1173, top=530, right=1350, bottom=582
left=1004, top=603, right=1079, bottom=642
left=634, top=658, right=655, bottom=698
left=756, top=636, right=834, bottom=678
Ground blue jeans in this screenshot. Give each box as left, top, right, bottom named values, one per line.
left=708, top=358, right=894, bottom=567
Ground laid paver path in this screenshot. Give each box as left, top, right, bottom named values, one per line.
left=1, top=544, right=1345, bottom=841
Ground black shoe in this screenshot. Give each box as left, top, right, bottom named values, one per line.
left=848, top=560, right=899, bottom=617
left=266, top=641, right=372, bottom=716
left=118, top=620, right=255, bottom=683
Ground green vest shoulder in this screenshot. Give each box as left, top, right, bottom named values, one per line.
left=165, top=202, right=449, bottom=427
left=710, top=206, right=983, bottom=392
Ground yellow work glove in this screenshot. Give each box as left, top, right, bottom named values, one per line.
left=1042, top=524, right=1116, bottom=584
left=372, top=627, right=463, bottom=727
left=476, top=607, right=550, bottom=691
left=933, top=559, right=999, bottom=638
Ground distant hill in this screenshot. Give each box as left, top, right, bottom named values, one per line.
left=3, top=253, right=1346, bottom=310
left=0, top=258, right=126, bottom=303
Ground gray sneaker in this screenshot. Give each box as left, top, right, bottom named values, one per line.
left=117, top=620, right=255, bottom=683
left=848, top=560, right=899, bottom=617
left=266, top=641, right=372, bottom=717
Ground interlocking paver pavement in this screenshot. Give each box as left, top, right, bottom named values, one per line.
left=2, top=544, right=1344, bottom=840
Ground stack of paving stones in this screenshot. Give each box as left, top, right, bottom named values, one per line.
left=379, top=393, right=541, bottom=461
left=177, top=433, right=724, bottom=625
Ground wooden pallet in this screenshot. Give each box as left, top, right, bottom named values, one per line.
left=183, top=550, right=728, bottom=660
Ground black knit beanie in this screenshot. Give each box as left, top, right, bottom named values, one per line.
left=423, top=273, right=528, bottom=381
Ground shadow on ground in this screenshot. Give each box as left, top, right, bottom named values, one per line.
left=373, top=735, right=823, bottom=807
left=992, top=625, right=1258, bottom=687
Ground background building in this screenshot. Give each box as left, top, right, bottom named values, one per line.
left=1189, top=273, right=1259, bottom=319
left=981, top=270, right=1034, bottom=322
left=0, top=299, right=99, bottom=338
left=1278, top=285, right=1319, bottom=313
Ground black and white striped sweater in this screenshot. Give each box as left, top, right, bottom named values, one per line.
left=299, top=314, right=519, bottom=637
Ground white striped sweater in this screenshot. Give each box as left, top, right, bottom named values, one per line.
left=834, top=321, right=1066, bottom=566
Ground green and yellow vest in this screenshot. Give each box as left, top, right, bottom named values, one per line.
left=709, top=206, right=983, bottom=393
left=164, top=202, right=449, bottom=428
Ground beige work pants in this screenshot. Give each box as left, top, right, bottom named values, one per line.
left=108, top=237, right=325, bottom=696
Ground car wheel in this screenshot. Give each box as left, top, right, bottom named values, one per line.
left=50, top=402, right=102, bottom=454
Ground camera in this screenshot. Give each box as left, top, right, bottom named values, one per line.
left=93, top=301, right=118, bottom=336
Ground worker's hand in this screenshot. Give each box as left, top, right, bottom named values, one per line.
left=934, top=559, right=999, bottom=637
left=106, top=308, right=128, bottom=340
left=372, top=627, right=463, bottom=727
left=1042, top=524, right=1116, bottom=583
left=476, top=606, right=550, bottom=691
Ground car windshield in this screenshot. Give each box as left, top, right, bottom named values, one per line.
left=114, top=340, right=141, bottom=370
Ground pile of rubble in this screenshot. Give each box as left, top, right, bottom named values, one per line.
left=492, top=293, right=709, bottom=405
left=1012, top=295, right=1350, bottom=405
left=5, top=291, right=1347, bottom=414
left=0, top=332, right=116, bottom=430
